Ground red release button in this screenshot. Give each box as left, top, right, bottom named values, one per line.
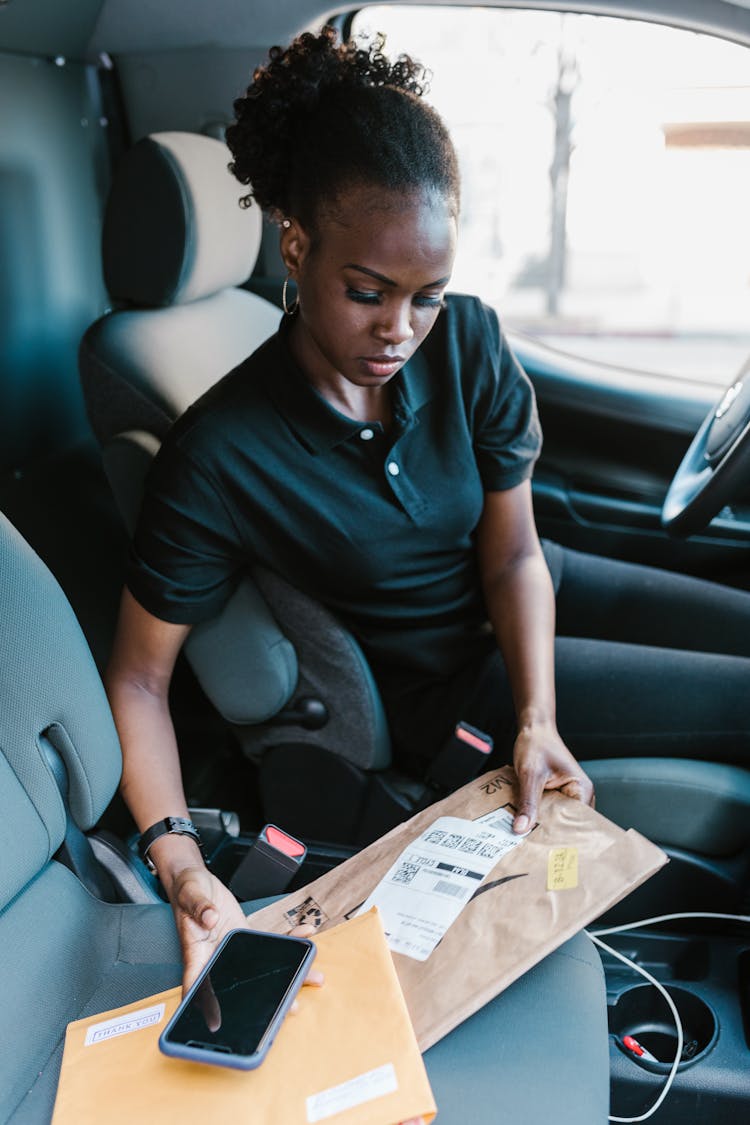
left=455, top=725, right=492, bottom=754
left=264, top=825, right=306, bottom=858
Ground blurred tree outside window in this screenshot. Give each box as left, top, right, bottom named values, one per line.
left=353, top=8, right=750, bottom=387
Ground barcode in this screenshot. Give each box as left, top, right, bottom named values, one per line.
left=432, top=879, right=465, bottom=897
left=393, top=862, right=419, bottom=884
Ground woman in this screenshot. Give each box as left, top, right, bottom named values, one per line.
left=106, top=28, right=750, bottom=986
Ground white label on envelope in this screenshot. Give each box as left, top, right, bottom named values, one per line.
left=475, top=805, right=520, bottom=835
left=84, top=1003, right=166, bottom=1046
left=358, top=813, right=523, bottom=961
left=306, top=1062, right=398, bottom=1122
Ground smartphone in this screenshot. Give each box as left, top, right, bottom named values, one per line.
left=159, top=928, right=316, bottom=1069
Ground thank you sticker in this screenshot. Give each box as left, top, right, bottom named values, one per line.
left=84, top=1003, right=166, bottom=1046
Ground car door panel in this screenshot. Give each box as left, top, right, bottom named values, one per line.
left=511, top=336, right=750, bottom=582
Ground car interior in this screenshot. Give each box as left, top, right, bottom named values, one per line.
left=1, top=1, right=750, bottom=1122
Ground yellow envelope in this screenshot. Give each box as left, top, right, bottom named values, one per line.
left=52, top=908, right=435, bottom=1125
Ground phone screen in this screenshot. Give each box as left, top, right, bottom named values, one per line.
left=164, top=931, right=312, bottom=1059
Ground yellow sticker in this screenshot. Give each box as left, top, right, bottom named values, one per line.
left=547, top=846, right=578, bottom=891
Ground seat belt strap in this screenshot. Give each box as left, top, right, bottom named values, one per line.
left=423, top=721, right=494, bottom=798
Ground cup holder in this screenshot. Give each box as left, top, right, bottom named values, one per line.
left=609, top=985, right=718, bottom=1073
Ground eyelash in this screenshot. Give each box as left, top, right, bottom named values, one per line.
left=345, top=287, right=444, bottom=309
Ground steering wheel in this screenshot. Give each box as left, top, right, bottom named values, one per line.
left=661, top=368, right=750, bottom=537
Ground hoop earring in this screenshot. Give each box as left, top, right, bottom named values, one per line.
left=282, top=275, right=298, bottom=316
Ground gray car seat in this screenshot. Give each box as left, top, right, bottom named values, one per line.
left=80, top=131, right=399, bottom=842
left=79, top=131, right=750, bottom=867
left=0, top=510, right=610, bottom=1124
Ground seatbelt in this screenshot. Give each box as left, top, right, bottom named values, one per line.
left=421, top=720, right=494, bottom=800
left=229, top=823, right=307, bottom=899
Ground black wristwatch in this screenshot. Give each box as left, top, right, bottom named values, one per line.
left=138, top=816, right=205, bottom=875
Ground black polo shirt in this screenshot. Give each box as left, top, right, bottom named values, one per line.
left=127, top=293, right=541, bottom=681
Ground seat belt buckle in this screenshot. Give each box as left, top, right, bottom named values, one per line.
left=425, top=720, right=494, bottom=795
left=229, top=824, right=307, bottom=900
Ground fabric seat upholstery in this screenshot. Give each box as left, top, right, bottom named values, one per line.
left=583, top=757, right=750, bottom=858
left=0, top=514, right=182, bottom=1120
left=0, top=511, right=610, bottom=1123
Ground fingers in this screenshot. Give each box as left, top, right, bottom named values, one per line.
left=182, top=950, right=207, bottom=997
left=288, top=924, right=325, bottom=988
left=195, top=902, right=219, bottom=930
left=187, top=886, right=219, bottom=931
left=512, top=763, right=544, bottom=835
left=289, top=968, right=325, bottom=1017
left=516, top=768, right=594, bottom=829
left=195, top=975, right=222, bottom=1034
left=289, top=922, right=316, bottom=938
left=512, top=811, right=533, bottom=836
left=513, top=723, right=596, bottom=831
left=173, top=873, right=226, bottom=997
left=174, top=870, right=220, bottom=932
left=559, top=773, right=595, bottom=807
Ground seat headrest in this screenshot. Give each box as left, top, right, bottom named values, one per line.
left=103, top=131, right=263, bottom=308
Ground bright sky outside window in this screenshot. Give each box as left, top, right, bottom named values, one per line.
left=354, top=8, right=750, bottom=386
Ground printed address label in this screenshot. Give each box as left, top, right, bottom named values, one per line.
left=358, top=810, right=523, bottom=961
left=307, top=1062, right=398, bottom=1123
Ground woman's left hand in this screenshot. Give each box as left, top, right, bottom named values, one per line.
left=511, top=718, right=594, bottom=835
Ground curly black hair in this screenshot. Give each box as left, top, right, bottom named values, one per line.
left=225, top=26, right=460, bottom=226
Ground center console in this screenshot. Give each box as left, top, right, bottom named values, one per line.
left=600, top=924, right=750, bottom=1123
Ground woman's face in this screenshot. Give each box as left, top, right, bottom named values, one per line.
left=281, top=186, right=457, bottom=399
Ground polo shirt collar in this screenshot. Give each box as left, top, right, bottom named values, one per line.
left=397, top=345, right=433, bottom=415
left=265, top=315, right=435, bottom=454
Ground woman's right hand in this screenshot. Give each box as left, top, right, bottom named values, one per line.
left=105, top=594, right=321, bottom=989
left=167, top=860, right=253, bottom=995
left=164, top=854, right=323, bottom=999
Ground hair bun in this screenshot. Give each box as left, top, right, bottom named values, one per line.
left=226, top=26, right=458, bottom=223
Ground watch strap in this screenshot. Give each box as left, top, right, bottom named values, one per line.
left=138, top=816, right=204, bottom=874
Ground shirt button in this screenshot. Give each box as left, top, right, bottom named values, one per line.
left=360, top=428, right=375, bottom=441
left=387, top=461, right=400, bottom=477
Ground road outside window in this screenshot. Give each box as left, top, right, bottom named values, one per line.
left=353, top=7, right=750, bottom=387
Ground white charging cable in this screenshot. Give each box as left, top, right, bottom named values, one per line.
left=584, top=911, right=750, bottom=1124
left=591, top=911, right=750, bottom=938
left=587, top=932, right=682, bottom=1123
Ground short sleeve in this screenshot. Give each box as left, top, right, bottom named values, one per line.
left=126, top=437, right=243, bottom=624
left=471, top=303, right=542, bottom=490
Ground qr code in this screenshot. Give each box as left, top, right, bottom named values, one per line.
left=458, top=837, right=482, bottom=854
left=424, top=830, right=446, bottom=845
left=479, top=843, right=501, bottom=859
left=442, top=834, right=463, bottom=850
left=393, top=862, right=420, bottom=885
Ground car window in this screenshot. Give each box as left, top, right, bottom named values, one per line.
left=352, top=6, right=750, bottom=387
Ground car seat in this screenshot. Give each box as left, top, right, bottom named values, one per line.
left=79, top=132, right=750, bottom=878
left=80, top=131, right=406, bottom=844
left=0, top=509, right=611, bottom=1124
